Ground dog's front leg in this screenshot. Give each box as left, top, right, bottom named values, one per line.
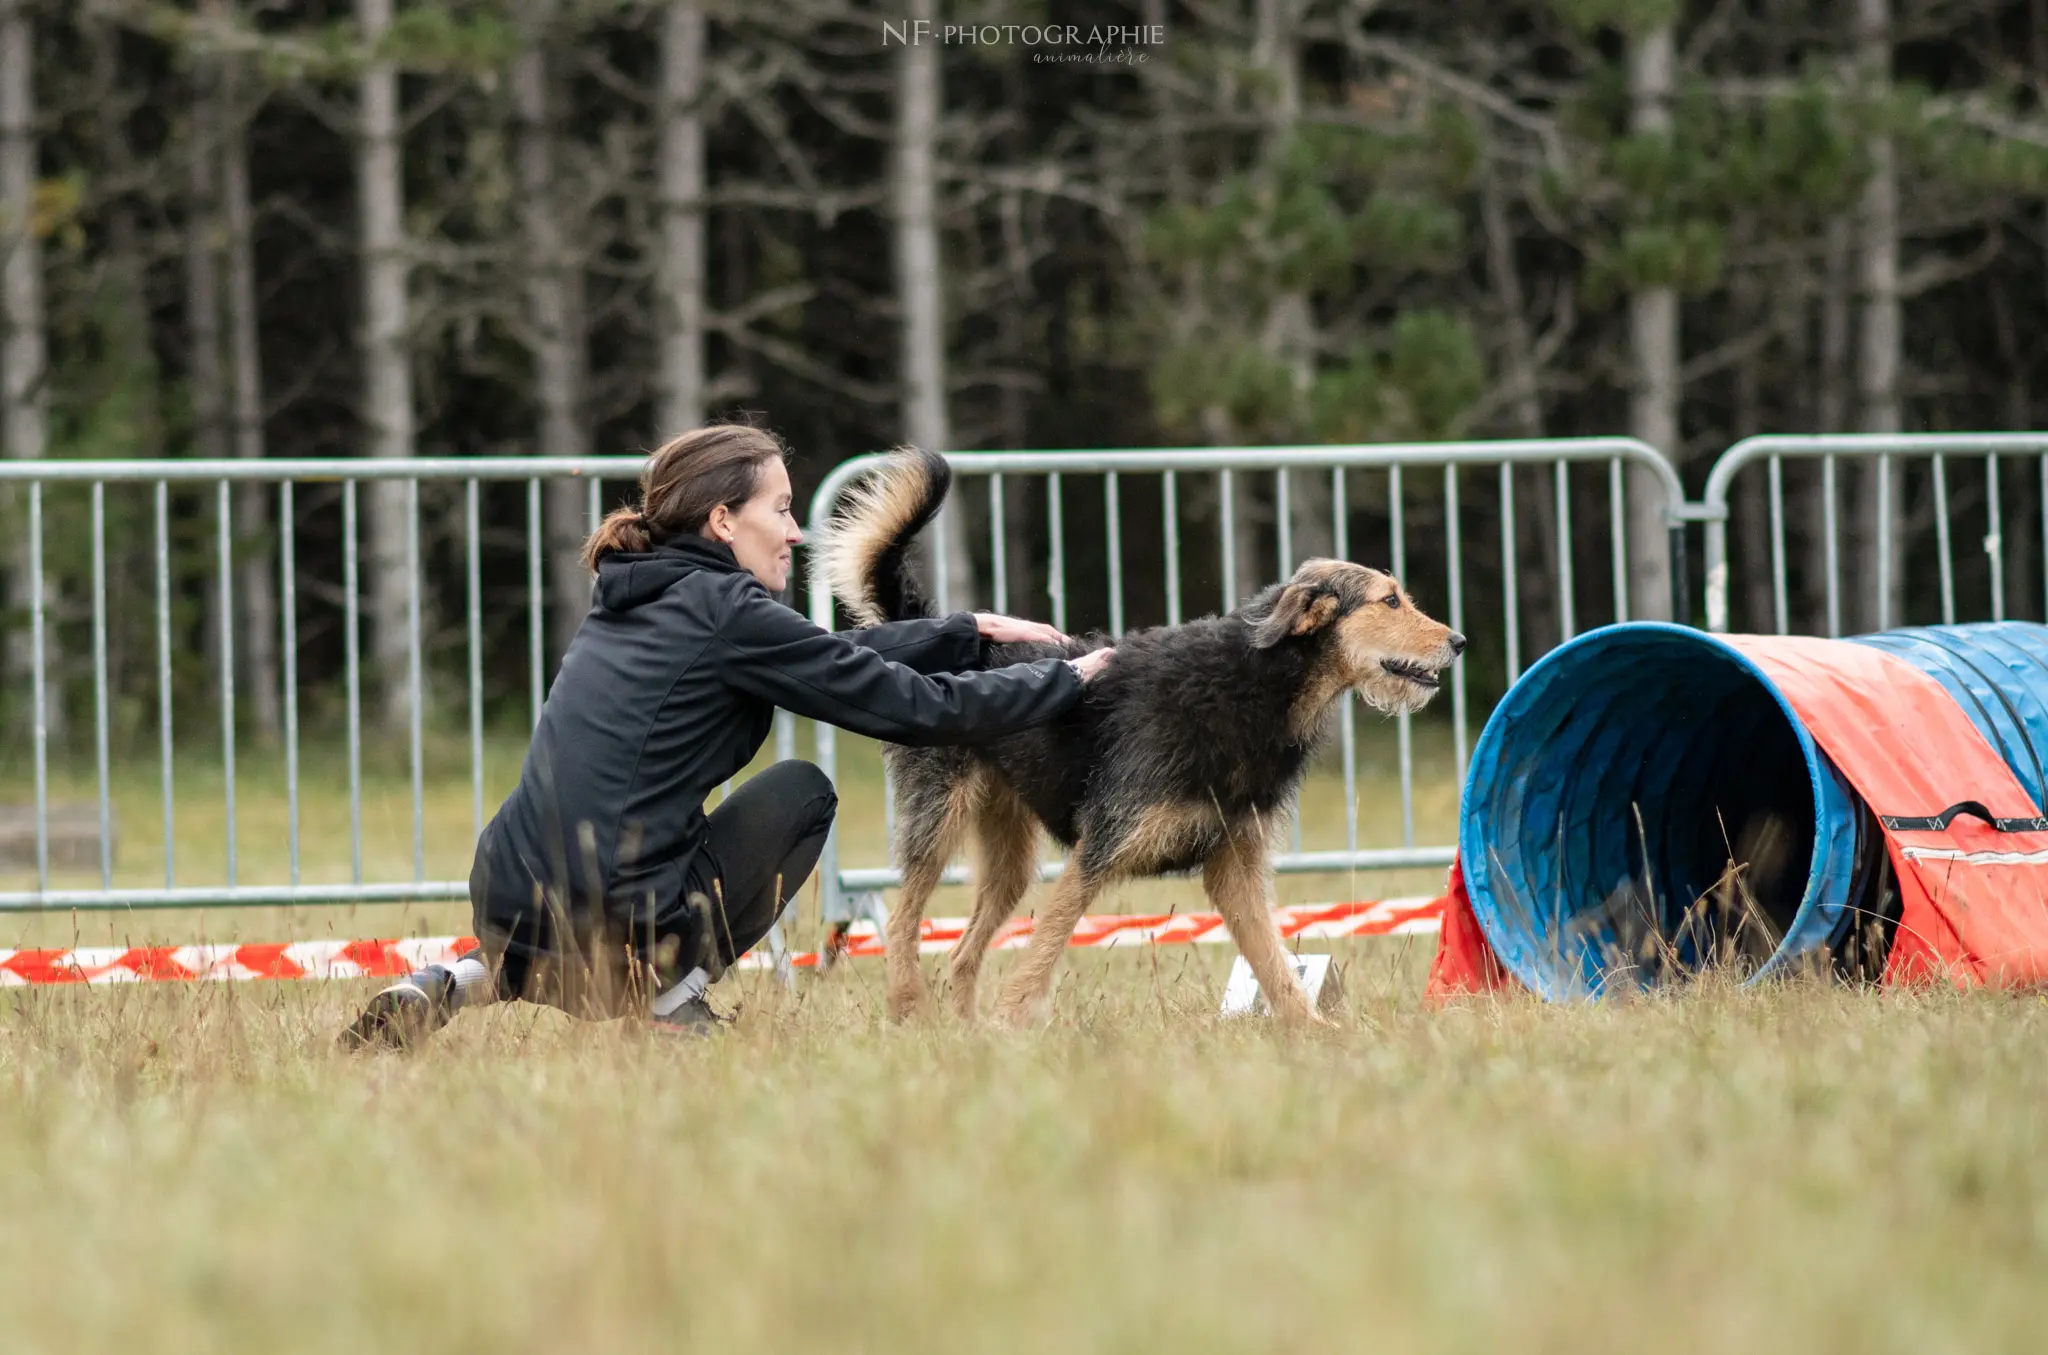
left=1203, top=838, right=1328, bottom=1027
left=885, top=851, right=946, bottom=1021
left=992, top=859, right=1100, bottom=1028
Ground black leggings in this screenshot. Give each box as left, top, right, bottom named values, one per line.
left=481, top=760, right=837, bottom=1008
left=688, top=759, right=839, bottom=968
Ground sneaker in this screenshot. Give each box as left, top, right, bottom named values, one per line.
left=339, top=966, right=455, bottom=1051
left=648, top=994, right=733, bottom=1038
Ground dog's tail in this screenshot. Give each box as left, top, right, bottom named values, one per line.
left=811, top=445, right=951, bottom=626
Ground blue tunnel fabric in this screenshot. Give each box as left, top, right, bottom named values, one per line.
left=1461, top=620, right=2048, bottom=1001
left=1850, top=623, right=2048, bottom=812
left=1460, top=623, right=1866, bottom=1001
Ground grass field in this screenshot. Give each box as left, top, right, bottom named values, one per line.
left=2, top=724, right=2045, bottom=1352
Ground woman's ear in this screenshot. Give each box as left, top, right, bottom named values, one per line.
left=704, top=504, right=735, bottom=543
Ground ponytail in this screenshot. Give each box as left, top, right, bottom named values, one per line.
left=581, top=507, right=653, bottom=571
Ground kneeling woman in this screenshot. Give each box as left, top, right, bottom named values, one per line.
left=342, top=424, right=1109, bottom=1045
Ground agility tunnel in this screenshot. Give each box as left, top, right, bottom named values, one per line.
left=1431, top=622, right=2048, bottom=1000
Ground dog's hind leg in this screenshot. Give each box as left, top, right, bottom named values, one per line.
left=886, top=752, right=977, bottom=1022
left=992, top=852, right=1105, bottom=1028
left=1203, top=830, right=1326, bottom=1027
left=945, top=783, right=1040, bottom=1020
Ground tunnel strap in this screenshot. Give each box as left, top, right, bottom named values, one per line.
left=1879, top=801, right=2048, bottom=834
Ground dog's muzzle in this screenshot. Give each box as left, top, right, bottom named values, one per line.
left=1379, top=658, right=1441, bottom=689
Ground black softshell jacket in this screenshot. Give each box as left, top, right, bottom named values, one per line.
left=471, top=535, right=1082, bottom=960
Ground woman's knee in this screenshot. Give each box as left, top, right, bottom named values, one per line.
left=765, top=759, right=837, bottom=825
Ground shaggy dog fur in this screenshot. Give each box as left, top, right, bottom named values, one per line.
left=815, top=448, right=1465, bottom=1027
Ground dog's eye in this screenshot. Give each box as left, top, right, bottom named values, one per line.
left=1382, top=594, right=1401, bottom=609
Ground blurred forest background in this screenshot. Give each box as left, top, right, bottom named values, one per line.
left=4, top=0, right=2048, bottom=748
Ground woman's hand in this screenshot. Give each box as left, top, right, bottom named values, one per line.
left=1068, top=647, right=1114, bottom=682
left=974, top=612, right=1069, bottom=645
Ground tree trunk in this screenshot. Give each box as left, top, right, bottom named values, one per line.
left=222, top=50, right=281, bottom=742
left=1855, top=0, right=1903, bottom=632
left=0, top=0, right=57, bottom=735
left=1626, top=21, right=1677, bottom=622
left=90, top=10, right=161, bottom=461
left=893, top=0, right=971, bottom=609
left=90, top=7, right=158, bottom=707
left=357, top=0, right=420, bottom=736
left=187, top=43, right=231, bottom=719
left=1733, top=271, right=1774, bottom=632
left=513, top=0, right=593, bottom=659
left=1480, top=162, right=1562, bottom=640
left=656, top=0, right=705, bottom=435
left=1804, top=216, right=1852, bottom=633
left=1254, top=0, right=1328, bottom=571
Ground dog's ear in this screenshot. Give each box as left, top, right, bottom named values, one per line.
left=1251, top=583, right=1341, bottom=648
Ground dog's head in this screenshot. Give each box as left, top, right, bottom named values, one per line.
left=1251, top=559, right=1465, bottom=716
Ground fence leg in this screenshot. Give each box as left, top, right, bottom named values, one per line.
left=1668, top=521, right=1691, bottom=628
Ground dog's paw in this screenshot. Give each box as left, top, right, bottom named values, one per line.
left=885, top=972, right=932, bottom=1023
left=994, top=990, right=1052, bottom=1030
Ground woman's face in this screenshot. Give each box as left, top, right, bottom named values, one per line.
left=705, top=457, right=803, bottom=592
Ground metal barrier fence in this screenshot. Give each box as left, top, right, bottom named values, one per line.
left=0, top=457, right=797, bottom=913
left=10, top=432, right=2036, bottom=939
left=804, top=440, right=1683, bottom=928
left=1701, top=433, right=2048, bottom=634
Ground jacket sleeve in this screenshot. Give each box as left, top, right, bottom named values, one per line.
left=842, top=612, right=983, bottom=676
left=715, top=582, right=1080, bottom=746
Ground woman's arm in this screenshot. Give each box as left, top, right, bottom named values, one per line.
left=843, top=613, right=982, bottom=676
left=716, top=583, right=1087, bottom=746
left=842, top=612, right=1068, bottom=676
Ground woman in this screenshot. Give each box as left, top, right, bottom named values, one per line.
left=341, top=423, right=1110, bottom=1046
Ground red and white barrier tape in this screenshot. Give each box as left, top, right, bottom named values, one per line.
left=0, top=897, right=1443, bottom=988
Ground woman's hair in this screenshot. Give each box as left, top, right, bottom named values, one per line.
left=582, top=422, right=791, bottom=570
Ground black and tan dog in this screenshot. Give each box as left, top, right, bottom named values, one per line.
left=816, top=449, right=1465, bottom=1027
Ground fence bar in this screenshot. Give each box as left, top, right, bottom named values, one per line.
left=1047, top=471, right=1066, bottom=632
left=344, top=480, right=363, bottom=883
left=1276, top=468, right=1292, bottom=579
left=1282, top=466, right=1301, bottom=852
left=1446, top=464, right=1468, bottom=778
left=1608, top=458, right=1627, bottom=624
left=156, top=481, right=175, bottom=887
left=466, top=480, right=484, bottom=840
left=217, top=481, right=238, bottom=887
left=1163, top=471, right=1181, bottom=626
left=1768, top=456, right=1788, bottom=635
left=1500, top=464, right=1521, bottom=683
left=1106, top=471, right=1124, bottom=636
left=91, top=484, right=111, bottom=887
left=1876, top=454, right=1893, bottom=630
left=282, top=482, right=300, bottom=885
left=989, top=473, right=1007, bottom=614
left=528, top=479, right=544, bottom=728
left=587, top=476, right=601, bottom=531
left=0, top=881, right=474, bottom=912
left=1987, top=454, right=2005, bottom=622
left=1555, top=462, right=1576, bottom=641
left=408, top=479, right=425, bottom=881
left=1219, top=470, right=1236, bottom=611
left=1335, top=467, right=1356, bottom=854
left=1933, top=453, right=1955, bottom=625
left=29, top=483, right=48, bottom=891
left=1391, top=466, right=1414, bottom=848
left=1823, top=457, right=1841, bottom=637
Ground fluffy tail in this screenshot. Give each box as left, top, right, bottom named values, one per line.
left=811, top=446, right=952, bottom=626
